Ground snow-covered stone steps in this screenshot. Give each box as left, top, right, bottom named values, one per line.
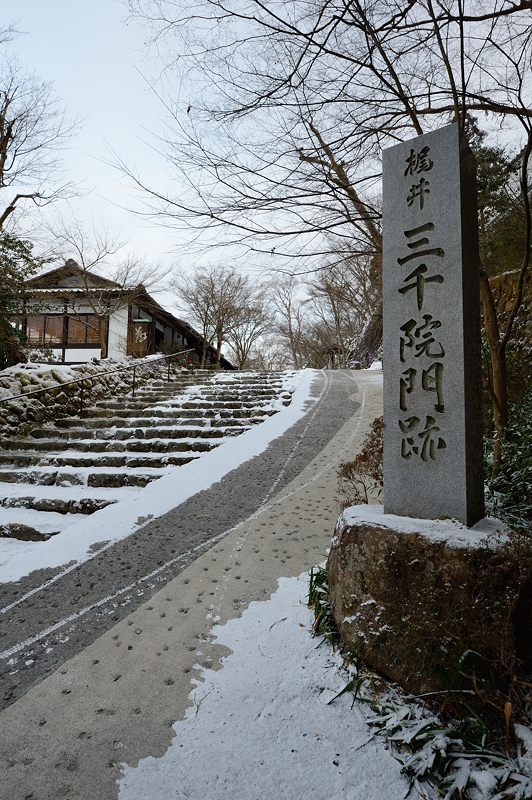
left=26, top=423, right=250, bottom=441
left=199, top=384, right=283, bottom=392
left=210, top=416, right=263, bottom=427
left=199, top=390, right=282, bottom=399
left=94, top=376, right=212, bottom=408
left=76, top=407, right=275, bottom=421
left=184, top=383, right=283, bottom=393
left=96, top=396, right=279, bottom=412
left=214, top=375, right=282, bottom=383
left=0, top=452, right=201, bottom=469
left=0, top=437, right=223, bottom=453
left=0, top=494, right=117, bottom=515
left=52, top=415, right=262, bottom=430
left=93, top=396, right=190, bottom=410
left=88, top=375, right=216, bottom=409
left=178, top=399, right=289, bottom=410
left=92, top=382, right=210, bottom=406
left=84, top=469, right=173, bottom=488
left=54, top=415, right=211, bottom=429
left=0, top=370, right=296, bottom=540
left=0, top=507, right=81, bottom=539
left=0, top=466, right=169, bottom=488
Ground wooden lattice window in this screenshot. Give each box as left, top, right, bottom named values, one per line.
left=66, top=315, right=101, bottom=344
left=26, top=315, right=63, bottom=344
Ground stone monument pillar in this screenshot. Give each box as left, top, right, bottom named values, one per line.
left=326, top=125, right=528, bottom=700
left=382, top=123, right=484, bottom=526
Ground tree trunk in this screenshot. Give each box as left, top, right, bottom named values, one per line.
left=99, top=316, right=108, bottom=359
left=479, top=269, right=508, bottom=474
left=200, top=340, right=207, bottom=368
left=354, top=306, right=383, bottom=367
left=490, top=345, right=508, bottom=472
left=215, top=328, right=223, bottom=367
left=286, top=316, right=300, bottom=369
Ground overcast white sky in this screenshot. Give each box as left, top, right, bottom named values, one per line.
left=3, top=1, right=527, bottom=299
left=2, top=0, right=186, bottom=288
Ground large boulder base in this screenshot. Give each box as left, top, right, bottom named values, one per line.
left=327, top=506, right=532, bottom=696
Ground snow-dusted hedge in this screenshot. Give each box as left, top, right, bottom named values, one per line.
left=0, top=358, right=188, bottom=435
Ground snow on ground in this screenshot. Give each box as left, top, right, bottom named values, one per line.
left=369, top=360, right=382, bottom=370
left=0, top=369, right=319, bottom=584
left=118, top=573, right=408, bottom=800
left=0, top=483, right=134, bottom=501
left=0, top=507, right=82, bottom=534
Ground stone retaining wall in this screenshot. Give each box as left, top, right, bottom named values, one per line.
left=0, top=360, right=187, bottom=436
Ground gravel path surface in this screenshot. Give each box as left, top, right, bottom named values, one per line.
left=0, top=369, right=383, bottom=800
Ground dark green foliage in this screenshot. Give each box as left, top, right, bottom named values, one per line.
left=307, top=565, right=340, bottom=648
left=485, top=393, right=532, bottom=528
left=466, top=116, right=524, bottom=278
left=0, top=231, right=40, bottom=369
left=0, top=232, right=39, bottom=312
left=0, top=317, right=26, bottom=370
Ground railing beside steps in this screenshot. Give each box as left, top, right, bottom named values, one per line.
left=0, top=349, right=197, bottom=417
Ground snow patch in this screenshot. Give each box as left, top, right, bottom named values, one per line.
left=118, top=573, right=407, bottom=800
left=339, top=504, right=508, bottom=549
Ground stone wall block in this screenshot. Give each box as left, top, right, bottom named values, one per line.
left=327, top=518, right=532, bottom=695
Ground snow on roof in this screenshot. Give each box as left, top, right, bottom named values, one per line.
left=26, top=260, right=121, bottom=290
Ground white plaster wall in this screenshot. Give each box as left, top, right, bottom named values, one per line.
left=64, top=348, right=101, bottom=363
left=30, top=300, right=99, bottom=314
left=107, top=307, right=129, bottom=359
left=69, top=302, right=98, bottom=314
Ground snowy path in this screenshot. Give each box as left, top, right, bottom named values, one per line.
left=119, top=574, right=407, bottom=800
left=0, top=370, right=390, bottom=800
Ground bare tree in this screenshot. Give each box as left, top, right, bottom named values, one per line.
left=0, top=56, right=77, bottom=230
left=0, top=39, right=77, bottom=367
left=174, top=265, right=261, bottom=367
left=265, top=256, right=377, bottom=369
left=0, top=23, right=17, bottom=46
left=129, top=0, right=532, bottom=467
left=304, top=250, right=379, bottom=367
left=173, top=267, right=217, bottom=366
left=246, top=336, right=292, bottom=371
left=123, top=1, right=385, bottom=274
left=226, top=300, right=273, bottom=369
left=268, top=275, right=308, bottom=369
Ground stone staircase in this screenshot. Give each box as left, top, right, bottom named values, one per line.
left=0, top=371, right=294, bottom=541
